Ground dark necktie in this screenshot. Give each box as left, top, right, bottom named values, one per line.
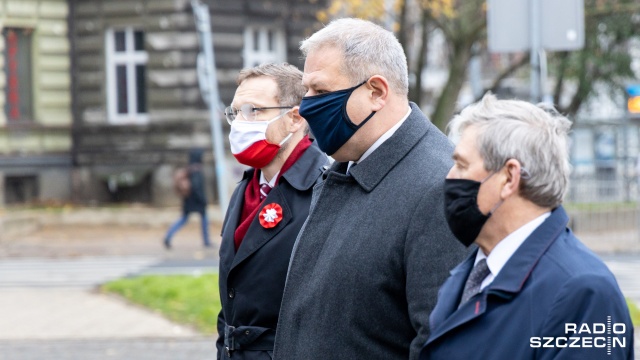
left=259, top=183, right=272, bottom=201
left=459, top=258, right=491, bottom=306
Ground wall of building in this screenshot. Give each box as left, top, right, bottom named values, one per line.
left=0, top=0, right=73, bottom=206
left=70, top=0, right=326, bottom=206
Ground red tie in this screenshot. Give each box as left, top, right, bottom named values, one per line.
left=259, top=183, right=272, bottom=201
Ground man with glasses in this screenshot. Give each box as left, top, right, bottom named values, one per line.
left=217, top=63, right=328, bottom=360
left=273, top=18, right=467, bottom=360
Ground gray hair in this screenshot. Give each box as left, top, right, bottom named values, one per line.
left=300, top=18, right=409, bottom=96
left=237, top=63, right=306, bottom=107
left=448, top=93, right=572, bottom=208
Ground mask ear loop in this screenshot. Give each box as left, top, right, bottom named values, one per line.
left=485, top=163, right=530, bottom=216
left=279, top=133, right=293, bottom=146
left=341, top=80, right=377, bottom=130
left=268, top=109, right=294, bottom=146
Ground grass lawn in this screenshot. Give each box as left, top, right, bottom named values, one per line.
left=628, top=298, right=640, bottom=327
left=564, top=201, right=637, bottom=212
left=102, top=274, right=640, bottom=334
left=102, top=273, right=221, bottom=334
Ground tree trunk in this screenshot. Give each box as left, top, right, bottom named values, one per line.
left=562, top=52, right=591, bottom=117
left=409, top=8, right=429, bottom=104
left=552, top=52, right=570, bottom=107
left=397, top=0, right=410, bottom=64
left=430, top=40, right=472, bottom=131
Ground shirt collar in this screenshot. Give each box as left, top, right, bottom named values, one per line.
left=347, top=106, right=412, bottom=173
left=475, top=211, right=552, bottom=278
left=259, top=170, right=279, bottom=187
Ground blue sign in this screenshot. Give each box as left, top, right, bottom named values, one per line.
left=626, top=85, right=640, bottom=97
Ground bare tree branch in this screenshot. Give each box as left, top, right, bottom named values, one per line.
left=474, top=53, right=530, bottom=102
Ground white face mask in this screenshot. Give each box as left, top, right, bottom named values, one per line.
left=229, top=112, right=293, bottom=168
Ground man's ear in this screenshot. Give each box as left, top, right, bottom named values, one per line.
left=366, top=75, right=389, bottom=111
left=501, top=158, right=522, bottom=199
left=287, top=106, right=304, bottom=133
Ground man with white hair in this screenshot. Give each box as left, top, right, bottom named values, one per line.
left=273, top=18, right=467, bottom=360
left=420, top=94, right=634, bottom=359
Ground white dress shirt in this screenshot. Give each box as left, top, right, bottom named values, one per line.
left=475, top=212, right=551, bottom=290
left=260, top=171, right=278, bottom=188
left=347, top=106, right=412, bottom=174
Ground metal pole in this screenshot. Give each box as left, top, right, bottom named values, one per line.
left=529, top=0, right=541, bottom=103
left=469, top=43, right=483, bottom=100
left=539, top=49, right=553, bottom=104
left=192, top=0, right=229, bottom=214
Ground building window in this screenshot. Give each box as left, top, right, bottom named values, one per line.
left=243, top=26, right=286, bottom=68
left=4, top=175, right=38, bottom=205
left=106, top=28, right=148, bottom=124
left=3, top=28, right=33, bottom=122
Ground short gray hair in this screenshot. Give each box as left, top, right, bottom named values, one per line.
left=237, top=63, right=306, bottom=107
left=300, top=18, right=409, bottom=96
left=448, top=93, right=572, bottom=208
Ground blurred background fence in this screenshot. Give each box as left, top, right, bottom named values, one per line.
left=566, top=120, right=640, bottom=236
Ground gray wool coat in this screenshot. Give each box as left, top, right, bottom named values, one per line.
left=273, top=103, right=468, bottom=360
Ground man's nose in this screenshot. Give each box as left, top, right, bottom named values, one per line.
left=446, top=166, right=456, bottom=179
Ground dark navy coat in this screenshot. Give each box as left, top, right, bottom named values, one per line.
left=421, top=207, right=635, bottom=360
left=216, top=143, right=328, bottom=360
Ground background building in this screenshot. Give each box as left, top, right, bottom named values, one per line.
left=0, top=0, right=327, bottom=207
left=0, top=0, right=73, bottom=205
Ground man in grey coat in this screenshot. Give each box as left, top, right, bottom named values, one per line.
left=273, top=18, right=467, bottom=360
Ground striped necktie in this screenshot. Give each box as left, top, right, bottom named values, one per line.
left=259, top=183, right=272, bottom=201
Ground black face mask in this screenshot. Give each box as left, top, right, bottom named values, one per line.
left=444, top=174, right=501, bottom=247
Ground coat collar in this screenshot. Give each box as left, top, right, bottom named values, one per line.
left=280, top=142, right=327, bottom=191
left=484, top=206, right=569, bottom=296
left=330, top=102, right=429, bottom=192
left=426, top=206, right=570, bottom=344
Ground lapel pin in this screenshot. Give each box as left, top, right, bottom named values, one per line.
left=259, top=203, right=283, bottom=228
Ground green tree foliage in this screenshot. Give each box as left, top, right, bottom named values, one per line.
left=552, top=0, right=639, bottom=117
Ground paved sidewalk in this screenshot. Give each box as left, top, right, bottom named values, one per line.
left=0, top=288, right=199, bottom=340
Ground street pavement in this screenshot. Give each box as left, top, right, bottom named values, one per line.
left=0, top=208, right=638, bottom=359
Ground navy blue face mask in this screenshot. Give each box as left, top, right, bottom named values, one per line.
left=299, top=80, right=376, bottom=156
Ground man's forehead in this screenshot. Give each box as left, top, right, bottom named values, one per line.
left=302, top=47, right=346, bottom=85
left=454, top=129, right=484, bottom=163
left=232, top=79, right=278, bottom=107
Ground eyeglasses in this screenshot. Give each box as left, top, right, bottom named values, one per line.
left=224, top=103, right=293, bottom=124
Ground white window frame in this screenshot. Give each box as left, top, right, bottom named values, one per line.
left=243, top=26, right=286, bottom=68
left=105, top=27, right=148, bottom=125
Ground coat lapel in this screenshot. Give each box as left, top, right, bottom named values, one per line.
left=349, top=102, right=430, bottom=192
left=427, top=252, right=481, bottom=343
left=230, top=185, right=293, bottom=270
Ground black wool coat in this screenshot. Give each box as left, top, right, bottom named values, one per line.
left=216, top=143, right=328, bottom=360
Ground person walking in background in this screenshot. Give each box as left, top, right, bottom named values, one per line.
left=273, top=18, right=467, bottom=360
left=217, top=63, right=328, bottom=359
left=420, top=94, right=634, bottom=359
left=163, top=149, right=211, bottom=249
